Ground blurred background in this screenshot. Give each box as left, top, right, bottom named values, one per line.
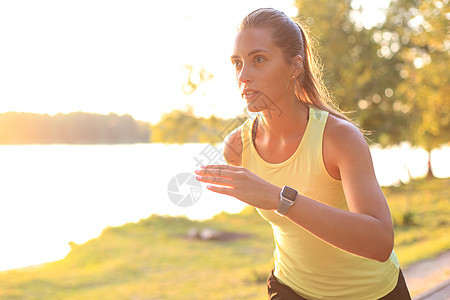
left=0, top=0, right=448, bottom=298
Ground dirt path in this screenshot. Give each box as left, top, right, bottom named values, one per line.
left=403, top=250, right=450, bottom=299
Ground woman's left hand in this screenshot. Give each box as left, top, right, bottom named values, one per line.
left=194, top=164, right=280, bottom=210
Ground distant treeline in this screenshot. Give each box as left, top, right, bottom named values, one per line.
left=150, top=109, right=246, bottom=144
left=0, top=112, right=151, bottom=144
left=0, top=110, right=247, bottom=145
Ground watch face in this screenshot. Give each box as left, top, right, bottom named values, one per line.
left=282, top=186, right=298, bottom=201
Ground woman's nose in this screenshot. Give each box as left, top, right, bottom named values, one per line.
left=237, top=65, right=252, bottom=83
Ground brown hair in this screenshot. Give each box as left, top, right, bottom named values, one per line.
left=238, top=8, right=351, bottom=122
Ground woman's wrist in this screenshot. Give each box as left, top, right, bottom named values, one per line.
left=269, top=185, right=282, bottom=211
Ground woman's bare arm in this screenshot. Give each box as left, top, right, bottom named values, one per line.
left=197, top=118, right=394, bottom=262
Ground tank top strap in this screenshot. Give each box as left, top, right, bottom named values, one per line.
left=309, top=106, right=329, bottom=125
left=240, top=117, right=255, bottom=166
left=306, top=107, right=329, bottom=149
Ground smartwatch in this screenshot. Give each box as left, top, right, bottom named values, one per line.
left=275, top=186, right=298, bottom=216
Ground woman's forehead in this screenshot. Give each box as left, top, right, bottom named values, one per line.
left=232, top=28, right=276, bottom=57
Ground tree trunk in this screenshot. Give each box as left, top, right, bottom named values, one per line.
left=426, top=154, right=434, bottom=179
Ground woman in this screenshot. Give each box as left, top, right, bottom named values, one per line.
left=195, top=8, right=411, bottom=299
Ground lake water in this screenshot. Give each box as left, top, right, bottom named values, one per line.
left=0, top=143, right=448, bottom=271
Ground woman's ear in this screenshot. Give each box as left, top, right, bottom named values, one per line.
left=292, top=55, right=304, bottom=78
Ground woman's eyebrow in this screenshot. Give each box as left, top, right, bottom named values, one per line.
left=247, top=49, right=269, bottom=56
left=231, top=49, right=269, bottom=60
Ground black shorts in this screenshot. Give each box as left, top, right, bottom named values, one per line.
left=267, top=268, right=411, bottom=299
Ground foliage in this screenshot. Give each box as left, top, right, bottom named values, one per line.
left=294, top=0, right=405, bottom=144
left=0, top=178, right=448, bottom=299
left=150, top=108, right=246, bottom=144
left=291, top=0, right=449, bottom=149
left=0, top=112, right=151, bottom=144
left=378, top=0, right=450, bottom=150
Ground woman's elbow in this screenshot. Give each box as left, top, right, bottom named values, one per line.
left=375, top=231, right=395, bottom=263
left=376, top=248, right=393, bottom=263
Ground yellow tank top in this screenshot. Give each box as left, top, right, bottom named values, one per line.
left=239, top=107, right=399, bottom=299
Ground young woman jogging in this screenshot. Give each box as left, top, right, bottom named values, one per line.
left=195, top=8, right=411, bottom=299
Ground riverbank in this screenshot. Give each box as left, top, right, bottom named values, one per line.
left=0, top=177, right=448, bottom=299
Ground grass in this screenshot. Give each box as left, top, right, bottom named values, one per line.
left=0, top=178, right=448, bottom=299
left=384, top=177, right=450, bottom=266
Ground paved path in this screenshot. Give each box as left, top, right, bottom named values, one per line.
left=403, top=251, right=450, bottom=299
left=414, top=280, right=450, bottom=300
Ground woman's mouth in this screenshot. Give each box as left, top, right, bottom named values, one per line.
left=242, top=89, right=259, bottom=101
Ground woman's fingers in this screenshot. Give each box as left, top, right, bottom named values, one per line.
left=199, top=164, right=242, bottom=171
left=206, top=184, right=237, bottom=197
left=194, top=167, right=236, bottom=179
left=194, top=164, right=279, bottom=210
left=195, top=165, right=240, bottom=188
left=195, top=174, right=235, bottom=187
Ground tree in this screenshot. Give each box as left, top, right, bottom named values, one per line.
left=378, top=0, right=450, bottom=176
left=293, top=0, right=406, bottom=144
left=380, top=0, right=449, bottom=150
left=294, top=0, right=449, bottom=155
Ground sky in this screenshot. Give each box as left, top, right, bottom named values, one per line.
left=0, top=0, right=389, bottom=124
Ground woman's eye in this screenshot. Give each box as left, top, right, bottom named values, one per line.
left=255, top=56, right=265, bottom=63
left=232, top=60, right=242, bottom=69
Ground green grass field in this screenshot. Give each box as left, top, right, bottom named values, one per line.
left=0, top=178, right=448, bottom=299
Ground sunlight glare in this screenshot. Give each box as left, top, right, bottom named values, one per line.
left=0, top=0, right=299, bottom=124
left=431, top=145, right=450, bottom=178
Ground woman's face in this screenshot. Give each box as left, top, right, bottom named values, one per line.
left=231, top=27, right=296, bottom=113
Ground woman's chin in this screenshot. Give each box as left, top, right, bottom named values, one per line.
left=245, top=101, right=263, bottom=113
left=246, top=106, right=260, bottom=113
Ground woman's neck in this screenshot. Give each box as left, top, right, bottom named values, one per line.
left=257, top=97, right=309, bottom=140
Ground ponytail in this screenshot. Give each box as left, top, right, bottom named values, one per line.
left=294, top=22, right=350, bottom=122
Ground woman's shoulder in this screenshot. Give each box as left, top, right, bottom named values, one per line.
left=323, top=114, right=371, bottom=170
left=223, top=125, right=244, bottom=166
left=325, top=114, right=365, bottom=143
